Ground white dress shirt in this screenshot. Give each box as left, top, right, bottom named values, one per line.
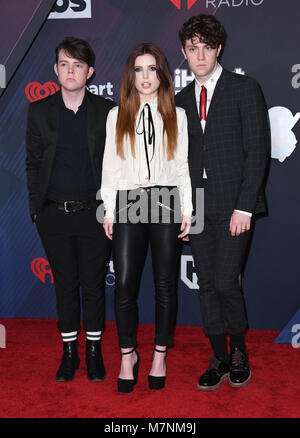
left=101, top=98, right=193, bottom=220
left=195, top=64, right=252, bottom=218
left=195, top=62, right=223, bottom=139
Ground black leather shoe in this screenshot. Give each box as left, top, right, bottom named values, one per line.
left=86, top=339, right=106, bottom=381
left=197, top=356, right=230, bottom=391
left=229, top=347, right=251, bottom=388
left=56, top=340, right=80, bottom=382
left=118, top=349, right=139, bottom=394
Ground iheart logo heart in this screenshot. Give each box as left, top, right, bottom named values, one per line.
left=31, top=257, right=54, bottom=283
left=25, top=81, right=59, bottom=102
left=169, top=0, right=198, bottom=9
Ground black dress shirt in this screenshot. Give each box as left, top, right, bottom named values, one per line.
left=47, top=93, right=96, bottom=201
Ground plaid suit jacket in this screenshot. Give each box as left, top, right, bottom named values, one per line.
left=175, top=69, right=270, bottom=216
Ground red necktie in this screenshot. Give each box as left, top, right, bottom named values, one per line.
left=199, top=85, right=207, bottom=121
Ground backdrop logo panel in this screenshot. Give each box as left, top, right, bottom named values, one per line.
left=174, top=69, right=195, bottom=94
left=31, top=257, right=116, bottom=287
left=173, top=67, right=246, bottom=94
left=25, top=80, right=115, bottom=101
left=169, top=0, right=264, bottom=9
left=25, top=81, right=60, bottom=102
left=169, top=0, right=198, bottom=9
left=87, top=82, right=114, bottom=98
left=1, top=0, right=299, bottom=329
left=205, top=0, right=264, bottom=6
left=269, top=107, right=300, bottom=162
left=180, top=255, right=199, bottom=289
left=48, top=0, right=92, bottom=19
left=105, top=257, right=199, bottom=290
left=31, top=258, right=54, bottom=284
left=106, top=261, right=115, bottom=286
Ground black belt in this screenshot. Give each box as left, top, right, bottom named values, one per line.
left=46, top=199, right=100, bottom=213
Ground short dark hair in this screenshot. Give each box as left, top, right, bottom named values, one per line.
left=55, top=37, right=95, bottom=67
left=179, top=14, right=226, bottom=49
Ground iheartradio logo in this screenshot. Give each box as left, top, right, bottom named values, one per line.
left=31, top=258, right=54, bottom=283
left=169, top=0, right=198, bottom=9
left=25, top=81, right=59, bottom=102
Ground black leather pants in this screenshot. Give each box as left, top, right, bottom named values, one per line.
left=112, top=188, right=182, bottom=348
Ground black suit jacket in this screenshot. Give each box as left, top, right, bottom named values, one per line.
left=25, top=90, right=115, bottom=219
left=175, top=68, right=270, bottom=216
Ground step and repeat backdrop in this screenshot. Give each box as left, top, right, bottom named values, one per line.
left=0, top=0, right=299, bottom=330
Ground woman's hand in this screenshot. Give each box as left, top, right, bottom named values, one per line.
left=178, top=216, right=191, bottom=241
left=103, top=218, right=114, bottom=240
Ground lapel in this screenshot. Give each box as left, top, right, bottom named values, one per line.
left=183, top=80, right=203, bottom=138
left=205, top=69, right=227, bottom=128
left=86, top=90, right=97, bottom=161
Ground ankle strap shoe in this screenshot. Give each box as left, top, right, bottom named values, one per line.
left=148, top=347, right=167, bottom=390
left=117, top=349, right=140, bottom=394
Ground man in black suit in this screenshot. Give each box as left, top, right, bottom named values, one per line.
left=176, top=15, right=270, bottom=390
left=26, top=37, right=115, bottom=381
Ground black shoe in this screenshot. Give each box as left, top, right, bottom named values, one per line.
left=56, top=340, right=80, bottom=382
left=197, top=356, right=230, bottom=391
left=148, top=347, right=167, bottom=390
left=86, top=339, right=106, bottom=381
left=229, top=346, right=251, bottom=388
left=117, top=349, right=139, bottom=394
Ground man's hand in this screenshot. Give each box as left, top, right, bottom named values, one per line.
left=229, top=211, right=251, bottom=236
left=103, top=218, right=114, bottom=240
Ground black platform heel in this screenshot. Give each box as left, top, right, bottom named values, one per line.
left=148, top=347, right=167, bottom=390
left=117, top=349, right=139, bottom=394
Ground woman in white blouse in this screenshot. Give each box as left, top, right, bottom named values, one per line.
left=101, top=43, right=193, bottom=394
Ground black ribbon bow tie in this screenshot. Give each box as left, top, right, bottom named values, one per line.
left=136, top=103, right=156, bottom=181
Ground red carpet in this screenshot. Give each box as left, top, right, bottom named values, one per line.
left=0, top=319, right=299, bottom=418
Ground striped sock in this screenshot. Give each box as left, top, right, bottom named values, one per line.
left=86, top=331, right=102, bottom=341
left=61, top=331, right=77, bottom=342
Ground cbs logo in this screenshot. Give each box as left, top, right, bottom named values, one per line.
left=48, top=0, right=91, bottom=19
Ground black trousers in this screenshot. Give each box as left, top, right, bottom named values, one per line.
left=112, top=188, right=182, bottom=348
left=190, top=189, right=251, bottom=336
left=36, top=201, right=111, bottom=333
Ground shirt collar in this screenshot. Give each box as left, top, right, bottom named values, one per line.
left=195, top=63, right=223, bottom=92
left=139, top=95, right=158, bottom=113
left=59, top=89, right=87, bottom=112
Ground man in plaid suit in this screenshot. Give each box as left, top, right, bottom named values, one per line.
left=176, top=14, right=270, bottom=390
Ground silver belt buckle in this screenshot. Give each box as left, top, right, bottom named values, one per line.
left=64, top=201, right=74, bottom=213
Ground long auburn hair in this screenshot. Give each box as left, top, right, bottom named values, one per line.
left=116, top=43, right=178, bottom=160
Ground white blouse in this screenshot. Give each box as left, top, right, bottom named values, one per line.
left=101, top=98, right=193, bottom=220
